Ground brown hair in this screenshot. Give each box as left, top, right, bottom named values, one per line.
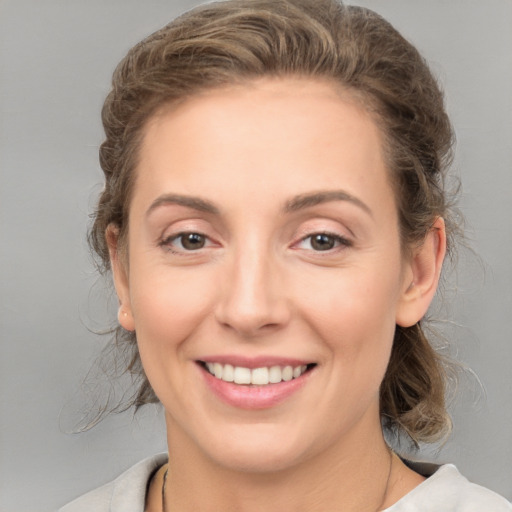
left=89, top=0, right=458, bottom=444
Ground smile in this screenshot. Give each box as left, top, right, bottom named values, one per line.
left=203, top=362, right=310, bottom=385
left=198, top=359, right=316, bottom=409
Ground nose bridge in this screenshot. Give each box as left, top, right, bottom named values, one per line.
left=215, top=233, right=288, bottom=335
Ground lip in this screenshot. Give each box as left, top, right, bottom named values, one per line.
left=199, top=355, right=312, bottom=369
left=197, top=358, right=315, bottom=410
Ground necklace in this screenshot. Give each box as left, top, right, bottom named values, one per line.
left=161, top=449, right=395, bottom=512
left=162, top=465, right=168, bottom=512
left=376, top=449, right=395, bottom=511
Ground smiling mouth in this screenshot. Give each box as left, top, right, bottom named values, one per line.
left=199, top=362, right=316, bottom=386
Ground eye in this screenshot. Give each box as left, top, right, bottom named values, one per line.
left=163, top=232, right=209, bottom=251
left=297, top=232, right=351, bottom=252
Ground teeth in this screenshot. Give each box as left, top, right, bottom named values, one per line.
left=233, top=366, right=252, bottom=384
left=269, top=365, right=282, bottom=383
left=205, top=362, right=309, bottom=385
left=251, top=367, right=269, bottom=385
left=282, top=366, right=293, bottom=381
left=213, top=362, right=223, bottom=379
left=222, top=364, right=234, bottom=382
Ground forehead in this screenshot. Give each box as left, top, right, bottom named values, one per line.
left=133, top=77, right=395, bottom=216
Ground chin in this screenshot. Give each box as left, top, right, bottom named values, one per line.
left=210, top=443, right=306, bottom=474
left=196, top=422, right=324, bottom=474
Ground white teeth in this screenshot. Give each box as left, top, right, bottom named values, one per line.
left=213, top=362, right=223, bottom=379
left=222, top=364, right=234, bottom=382
left=282, top=366, right=293, bottom=381
left=205, top=362, right=309, bottom=385
left=251, top=367, right=269, bottom=385
left=269, top=365, right=282, bottom=383
left=233, top=366, right=252, bottom=384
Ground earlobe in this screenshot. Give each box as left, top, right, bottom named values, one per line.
left=118, top=304, right=135, bottom=332
left=396, top=217, right=446, bottom=327
left=106, top=224, right=135, bottom=332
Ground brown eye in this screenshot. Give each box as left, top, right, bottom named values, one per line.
left=295, top=232, right=351, bottom=253
left=161, top=231, right=216, bottom=255
left=310, top=234, right=336, bottom=251
left=179, top=233, right=206, bottom=250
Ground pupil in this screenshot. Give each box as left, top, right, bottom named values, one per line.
left=182, top=233, right=205, bottom=250
left=312, top=234, right=334, bottom=251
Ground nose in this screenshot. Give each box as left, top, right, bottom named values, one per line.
left=214, top=244, right=291, bottom=338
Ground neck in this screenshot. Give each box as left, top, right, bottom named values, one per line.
left=162, top=413, right=394, bottom=512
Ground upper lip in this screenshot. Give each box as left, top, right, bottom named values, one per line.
left=198, top=355, right=314, bottom=369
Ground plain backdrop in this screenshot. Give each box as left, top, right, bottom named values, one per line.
left=1, top=1, right=511, bottom=510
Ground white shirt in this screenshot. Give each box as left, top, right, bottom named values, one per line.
left=59, top=453, right=512, bottom=511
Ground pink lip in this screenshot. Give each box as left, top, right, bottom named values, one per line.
left=199, top=355, right=312, bottom=369
left=198, top=361, right=314, bottom=410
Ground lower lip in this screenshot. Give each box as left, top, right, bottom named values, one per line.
left=200, top=365, right=312, bottom=410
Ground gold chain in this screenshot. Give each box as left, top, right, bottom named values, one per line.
left=162, top=449, right=395, bottom=512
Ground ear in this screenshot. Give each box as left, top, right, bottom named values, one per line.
left=395, top=217, right=446, bottom=328
left=106, top=224, right=135, bottom=332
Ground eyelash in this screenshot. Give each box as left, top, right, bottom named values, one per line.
left=159, top=232, right=213, bottom=255
left=295, top=232, right=352, bottom=252
left=160, top=231, right=352, bottom=255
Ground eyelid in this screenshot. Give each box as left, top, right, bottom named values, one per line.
left=157, top=216, right=217, bottom=244
left=159, top=230, right=218, bottom=255
left=292, top=230, right=353, bottom=253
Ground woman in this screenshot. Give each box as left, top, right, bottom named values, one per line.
left=60, top=0, right=511, bottom=510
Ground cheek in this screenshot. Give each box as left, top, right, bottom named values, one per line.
left=294, top=262, right=401, bottom=367
left=127, top=267, right=221, bottom=407
left=128, top=267, right=215, bottom=360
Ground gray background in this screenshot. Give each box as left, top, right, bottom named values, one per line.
left=1, top=1, right=511, bottom=510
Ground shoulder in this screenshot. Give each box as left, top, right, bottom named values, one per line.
left=58, top=453, right=168, bottom=512
left=387, top=463, right=512, bottom=512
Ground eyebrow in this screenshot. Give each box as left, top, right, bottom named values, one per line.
left=146, top=193, right=220, bottom=216
left=146, top=189, right=372, bottom=218
left=284, top=190, right=373, bottom=216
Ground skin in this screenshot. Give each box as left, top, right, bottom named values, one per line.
left=109, top=78, right=446, bottom=512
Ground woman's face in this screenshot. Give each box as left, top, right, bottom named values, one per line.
left=112, top=78, right=435, bottom=472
